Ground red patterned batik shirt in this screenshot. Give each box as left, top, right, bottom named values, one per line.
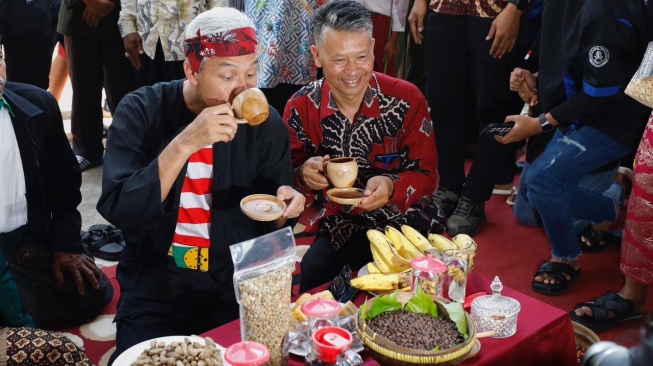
left=283, top=73, right=446, bottom=250
left=429, top=0, right=509, bottom=18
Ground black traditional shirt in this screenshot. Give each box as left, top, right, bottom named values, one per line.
left=98, top=80, right=294, bottom=320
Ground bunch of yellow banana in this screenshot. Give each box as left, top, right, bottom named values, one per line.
left=367, top=229, right=412, bottom=274
left=359, top=226, right=477, bottom=293
left=427, top=233, right=457, bottom=253
left=350, top=271, right=412, bottom=292
left=400, top=225, right=433, bottom=253
left=385, top=226, right=423, bottom=259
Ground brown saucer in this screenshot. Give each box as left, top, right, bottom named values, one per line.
left=240, top=194, right=286, bottom=221
left=327, top=188, right=365, bottom=205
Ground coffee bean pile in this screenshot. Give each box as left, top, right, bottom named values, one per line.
left=366, top=310, right=464, bottom=350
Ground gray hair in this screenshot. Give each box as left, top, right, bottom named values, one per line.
left=313, top=0, right=373, bottom=48
left=185, top=7, right=256, bottom=73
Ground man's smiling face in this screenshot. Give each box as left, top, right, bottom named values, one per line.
left=311, top=29, right=375, bottom=103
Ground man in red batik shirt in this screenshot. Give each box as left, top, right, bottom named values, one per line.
left=283, top=0, right=446, bottom=292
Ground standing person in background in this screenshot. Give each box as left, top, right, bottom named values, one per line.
left=119, top=0, right=227, bottom=87
left=0, top=0, right=61, bottom=90
left=355, top=0, right=409, bottom=77
left=402, top=0, right=426, bottom=93
left=48, top=42, right=69, bottom=101
left=409, top=0, right=528, bottom=236
left=245, top=0, right=329, bottom=114
left=58, top=0, right=136, bottom=171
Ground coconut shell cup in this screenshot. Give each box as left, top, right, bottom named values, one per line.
left=323, top=157, right=358, bottom=188
left=356, top=292, right=479, bottom=366
left=232, top=87, right=269, bottom=126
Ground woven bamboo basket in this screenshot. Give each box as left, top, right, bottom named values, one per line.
left=355, top=293, right=477, bottom=366
left=572, top=321, right=601, bottom=348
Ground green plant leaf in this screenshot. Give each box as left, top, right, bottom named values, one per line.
left=442, top=301, right=469, bottom=339
left=404, top=288, right=439, bottom=317
left=360, top=302, right=369, bottom=321
left=367, top=291, right=402, bottom=319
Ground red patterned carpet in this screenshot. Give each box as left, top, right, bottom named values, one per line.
left=58, top=193, right=653, bottom=365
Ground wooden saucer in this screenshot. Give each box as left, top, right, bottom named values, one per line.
left=326, top=188, right=365, bottom=205
left=240, top=194, right=286, bottom=221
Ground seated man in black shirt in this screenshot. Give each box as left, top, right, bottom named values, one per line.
left=98, top=7, right=306, bottom=363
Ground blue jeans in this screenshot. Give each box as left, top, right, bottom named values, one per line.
left=514, top=164, right=619, bottom=233
left=523, top=127, right=630, bottom=261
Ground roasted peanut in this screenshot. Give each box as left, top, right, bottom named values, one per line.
left=129, top=337, right=223, bottom=366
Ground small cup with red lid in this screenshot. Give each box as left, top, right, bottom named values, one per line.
left=300, top=297, right=342, bottom=335
left=308, top=326, right=363, bottom=366
left=224, top=341, right=270, bottom=366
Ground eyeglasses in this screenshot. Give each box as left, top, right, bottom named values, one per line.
left=328, top=265, right=353, bottom=299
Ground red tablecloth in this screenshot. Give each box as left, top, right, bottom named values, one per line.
left=203, top=274, right=577, bottom=365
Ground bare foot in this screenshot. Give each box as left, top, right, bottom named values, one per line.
left=534, top=257, right=579, bottom=285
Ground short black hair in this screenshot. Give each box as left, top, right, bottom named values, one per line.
left=313, top=0, right=373, bottom=47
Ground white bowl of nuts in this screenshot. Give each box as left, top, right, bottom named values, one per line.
left=113, top=335, right=229, bottom=366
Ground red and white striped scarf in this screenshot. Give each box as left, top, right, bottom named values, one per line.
left=169, top=145, right=213, bottom=271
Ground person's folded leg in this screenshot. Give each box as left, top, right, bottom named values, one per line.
left=528, top=128, right=630, bottom=261
left=526, top=128, right=630, bottom=294
left=299, top=230, right=371, bottom=293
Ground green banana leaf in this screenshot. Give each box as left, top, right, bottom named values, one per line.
left=367, top=291, right=402, bottom=319
left=442, top=301, right=469, bottom=340
left=404, top=288, right=439, bottom=317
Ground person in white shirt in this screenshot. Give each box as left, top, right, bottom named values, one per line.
left=0, top=48, right=111, bottom=328
left=355, top=0, right=409, bottom=76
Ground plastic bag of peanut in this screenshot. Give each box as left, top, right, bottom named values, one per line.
left=231, top=228, right=296, bottom=365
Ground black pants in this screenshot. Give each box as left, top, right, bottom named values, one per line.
left=424, top=12, right=525, bottom=202
left=404, top=0, right=427, bottom=94
left=0, top=226, right=113, bottom=327
left=299, top=230, right=372, bottom=293
left=65, top=34, right=137, bottom=161
left=135, top=40, right=186, bottom=87
left=3, top=30, right=57, bottom=90
left=109, top=302, right=239, bottom=365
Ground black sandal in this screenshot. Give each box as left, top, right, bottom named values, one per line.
left=81, top=224, right=125, bottom=261
left=577, top=225, right=622, bottom=252
left=570, top=291, right=642, bottom=331
left=532, top=261, right=581, bottom=296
